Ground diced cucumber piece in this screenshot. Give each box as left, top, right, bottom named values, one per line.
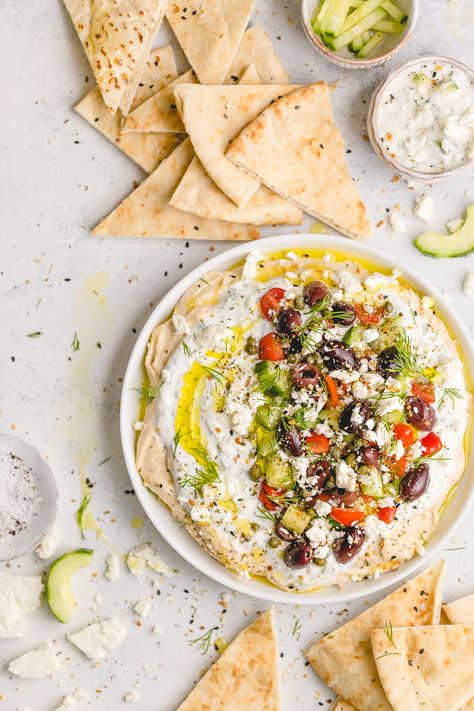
left=438, top=79, right=459, bottom=95
left=46, top=549, right=93, bottom=623
left=413, top=72, right=430, bottom=83
left=350, top=33, right=365, bottom=51
left=256, top=404, right=280, bottom=431
left=256, top=429, right=277, bottom=458
left=265, top=454, right=294, bottom=489
left=361, top=469, right=384, bottom=498
left=341, top=0, right=385, bottom=34
left=384, top=409, right=404, bottom=424
left=255, top=361, right=291, bottom=397
left=280, top=505, right=313, bottom=534
left=414, top=206, right=474, bottom=258
left=381, top=0, right=407, bottom=22
left=331, top=8, right=386, bottom=51
left=373, top=19, right=405, bottom=33
left=343, top=325, right=364, bottom=345
left=357, top=31, right=384, bottom=57
left=324, top=0, right=352, bottom=37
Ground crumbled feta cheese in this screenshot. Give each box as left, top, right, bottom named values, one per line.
left=124, top=690, right=140, bottom=703
left=241, top=251, right=265, bottom=280
left=463, top=272, right=474, bottom=298
left=394, top=439, right=405, bottom=461
left=134, top=598, right=153, bottom=618
left=314, top=422, right=333, bottom=438
left=127, top=544, right=174, bottom=577
left=409, top=440, right=423, bottom=460
left=352, top=381, right=370, bottom=399
left=9, top=642, right=63, bottom=678
left=105, top=553, right=120, bottom=581
left=363, top=328, right=379, bottom=342
left=413, top=194, right=434, bottom=223
left=152, top=625, right=163, bottom=635
left=377, top=396, right=403, bottom=417
left=67, top=617, right=127, bottom=662
left=375, top=422, right=390, bottom=448
left=50, top=688, right=86, bottom=711
left=330, top=369, right=360, bottom=383
left=364, top=273, right=396, bottom=291
left=171, top=314, right=190, bottom=336
left=388, top=210, right=407, bottom=235
left=335, top=461, right=357, bottom=492
left=335, top=270, right=362, bottom=296
left=35, top=526, right=60, bottom=559
left=0, top=573, right=44, bottom=639
left=322, top=251, right=336, bottom=262
left=314, top=500, right=332, bottom=517
left=447, top=218, right=464, bottom=233
left=286, top=251, right=298, bottom=261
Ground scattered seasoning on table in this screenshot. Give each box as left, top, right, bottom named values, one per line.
left=0, top=452, right=41, bottom=538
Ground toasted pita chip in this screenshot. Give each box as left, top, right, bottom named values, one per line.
left=306, top=562, right=445, bottom=711
left=92, top=139, right=259, bottom=241
left=74, top=45, right=180, bottom=173
left=166, top=0, right=256, bottom=85
left=372, top=624, right=474, bottom=711
left=63, top=0, right=167, bottom=115
left=444, top=593, right=474, bottom=625
left=124, top=69, right=198, bottom=134
left=225, top=25, right=289, bottom=85
left=173, top=84, right=301, bottom=207
left=226, top=82, right=371, bottom=240
left=177, top=609, right=280, bottom=710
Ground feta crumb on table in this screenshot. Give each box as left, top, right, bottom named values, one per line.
left=8, top=641, right=64, bottom=678
left=413, top=194, right=434, bottom=223
left=0, top=573, right=44, bottom=639
left=67, top=617, right=127, bottom=662
left=104, top=553, right=120, bottom=581
left=126, top=544, right=174, bottom=577
left=35, top=526, right=61, bottom=559
left=463, top=272, right=474, bottom=298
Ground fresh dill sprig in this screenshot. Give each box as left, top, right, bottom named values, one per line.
left=190, top=626, right=219, bottom=654
left=173, top=427, right=189, bottom=457
left=180, top=447, right=220, bottom=495
left=71, top=332, right=80, bottom=352
left=292, top=618, right=302, bottom=638
left=256, top=506, right=277, bottom=522
left=369, top=390, right=406, bottom=402
left=133, top=383, right=156, bottom=404
left=201, top=364, right=226, bottom=386
left=393, top=330, right=421, bottom=378
left=182, top=341, right=192, bottom=357
left=383, top=620, right=397, bottom=650
left=437, top=387, right=463, bottom=410
left=27, top=331, right=42, bottom=338
left=293, top=407, right=313, bottom=431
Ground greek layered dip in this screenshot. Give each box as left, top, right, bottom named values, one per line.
left=136, top=251, right=470, bottom=592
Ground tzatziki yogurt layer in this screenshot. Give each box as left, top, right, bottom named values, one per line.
left=138, top=251, right=471, bottom=592
left=377, top=59, right=474, bottom=174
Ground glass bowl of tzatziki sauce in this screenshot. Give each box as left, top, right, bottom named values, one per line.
left=368, top=55, right=474, bottom=181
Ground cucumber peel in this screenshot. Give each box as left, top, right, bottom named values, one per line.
left=46, top=549, right=93, bottom=623
left=414, top=206, right=474, bottom=258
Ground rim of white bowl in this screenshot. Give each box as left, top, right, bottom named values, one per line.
left=301, top=0, right=419, bottom=69
left=367, top=55, right=474, bottom=181
left=120, top=233, right=474, bottom=605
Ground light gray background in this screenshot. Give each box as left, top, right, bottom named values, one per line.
left=1, top=0, right=473, bottom=709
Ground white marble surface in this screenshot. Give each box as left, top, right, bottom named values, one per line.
left=1, top=0, right=474, bottom=709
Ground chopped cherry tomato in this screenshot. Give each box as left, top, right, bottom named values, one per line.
left=412, top=382, right=436, bottom=403
left=359, top=493, right=375, bottom=504
left=420, top=432, right=443, bottom=457
left=354, top=303, right=385, bottom=325
left=306, top=433, right=330, bottom=454
left=258, top=333, right=284, bottom=361
left=378, top=506, right=397, bottom=524
left=387, top=454, right=407, bottom=477
left=330, top=507, right=366, bottom=526
left=324, top=374, right=340, bottom=408
left=259, top=482, right=285, bottom=511
left=393, top=423, right=415, bottom=449
left=260, top=288, right=286, bottom=320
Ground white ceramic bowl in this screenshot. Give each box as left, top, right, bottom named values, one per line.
left=367, top=55, right=474, bottom=182
left=120, top=234, right=474, bottom=604
left=0, top=435, right=58, bottom=562
left=301, top=0, right=418, bottom=69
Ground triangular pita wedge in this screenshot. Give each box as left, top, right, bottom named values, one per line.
left=372, top=624, right=474, bottom=711
left=225, top=25, right=289, bottom=85
left=124, top=69, right=198, bottom=134
left=226, top=82, right=371, bottom=239
left=173, top=84, right=301, bottom=207
left=444, top=593, right=474, bottom=625
left=305, top=561, right=445, bottom=711
left=63, top=0, right=167, bottom=114
left=75, top=45, right=180, bottom=173
left=92, top=139, right=259, bottom=241
left=238, top=64, right=261, bottom=85
left=166, top=0, right=256, bottom=85
left=177, top=609, right=280, bottom=710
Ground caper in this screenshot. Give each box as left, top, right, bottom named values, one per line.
left=295, top=296, right=305, bottom=310
left=385, top=301, right=394, bottom=313
left=358, top=464, right=369, bottom=476
left=313, top=557, right=326, bottom=567
left=346, top=452, right=357, bottom=468
left=250, top=522, right=260, bottom=533
left=268, top=536, right=281, bottom=549
left=245, top=336, right=258, bottom=355
left=249, top=463, right=263, bottom=481
left=287, top=353, right=297, bottom=363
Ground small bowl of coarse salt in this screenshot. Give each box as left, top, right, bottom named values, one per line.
left=0, top=435, right=58, bottom=562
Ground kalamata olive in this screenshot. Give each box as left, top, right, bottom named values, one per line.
left=339, top=401, right=374, bottom=433
left=284, top=541, right=314, bottom=569
left=405, top=396, right=437, bottom=431
left=292, top=362, right=321, bottom=389
left=360, top=446, right=381, bottom=467
left=319, top=340, right=360, bottom=371
left=306, top=460, right=332, bottom=492
left=399, top=462, right=430, bottom=502
left=377, top=346, right=401, bottom=378
left=334, top=526, right=366, bottom=564
left=288, top=337, right=303, bottom=354
left=303, top=281, right=329, bottom=307
left=329, top=301, right=357, bottom=326
left=276, top=518, right=299, bottom=542
left=276, top=308, right=302, bottom=335
left=276, top=422, right=304, bottom=457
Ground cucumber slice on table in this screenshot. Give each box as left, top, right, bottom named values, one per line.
left=414, top=206, right=474, bottom=258
left=357, top=31, right=384, bottom=57
left=46, top=549, right=93, bottom=623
